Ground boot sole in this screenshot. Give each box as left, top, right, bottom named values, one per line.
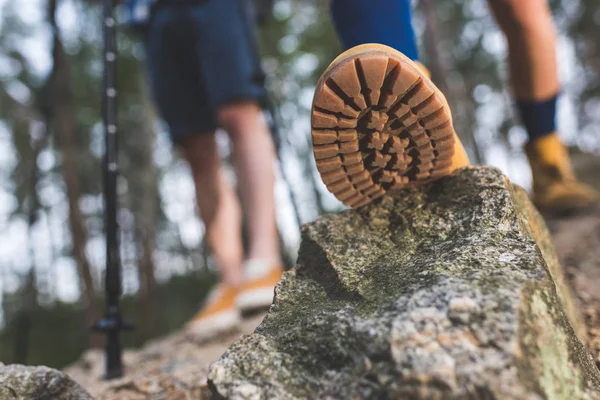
left=311, top=45, right=457, bottom=208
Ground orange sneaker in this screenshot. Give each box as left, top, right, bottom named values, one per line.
left=236, top=260, right=283, bottom=313
left=311, top=43, right=470, bottom=208
left=185, top=284, right=241, bottom=340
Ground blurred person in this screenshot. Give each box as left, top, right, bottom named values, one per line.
left=125, top=0, right=282, bottom=339
left=315, top=0, right=598, bottom=213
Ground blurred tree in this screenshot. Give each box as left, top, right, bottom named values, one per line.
left=13, top=119, right=49, bottom=364
left=418, top=0, right=483, bottom=164
left=44, top=0, right=100, bottom=339
left=567, top=0, right=600, bottom=148
left=121, top=74, right=160, bottom=341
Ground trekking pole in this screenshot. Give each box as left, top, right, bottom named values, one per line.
left=92, top=0, right=133, bottom=380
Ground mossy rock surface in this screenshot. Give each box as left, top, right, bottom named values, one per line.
left=0, top=363, right=92, bottom=400
left=209, top=167, right=600, bottom=400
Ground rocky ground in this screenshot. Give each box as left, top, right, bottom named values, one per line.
left=208, top=167, right=599, bottom=399
left=547, top=208, right=600, bottom=367
left=544, top=148, right=600, bottom=367
left=65, top=314, right=266, bottom=399
left=62, top=154, right=600, bottom=399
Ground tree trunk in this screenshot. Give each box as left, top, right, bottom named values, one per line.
left=13, top=269, right=37, bottom=364
left=46, top=0, right=100, bottom=344
left=13, top=121, right=48, bottom=364
left=132, top=79, right=159, bottom=339
left=418, top=0, right=484, bottom=164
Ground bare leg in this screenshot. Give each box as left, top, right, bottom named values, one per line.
left=488, top=0, right=559, bottom=101
left=217, top=101, right=280, bottom=264
left=180, top=134, right=244, bottom=286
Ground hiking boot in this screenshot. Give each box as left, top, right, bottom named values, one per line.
left=311, top=43, right=470, bottom=208
left=185, top=284, right=241, bottom=340
left=526, top=133, right=599, bottom=214
left=237, top=260, right=283, bottom=313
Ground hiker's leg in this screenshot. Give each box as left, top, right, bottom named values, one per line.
left=182, top=133, right=244, bottom=336
left=143, top=2, right=243, bottom=285
left=488, top=0, right=559, bottom=140
left=217, top=101, right=280, bottom=264
left=180, top=134, right=244, bottom=286
left=197, top=0, right=280, bottom=264
left=488, top=0, right=558, bottom=103
left=488, top=0, right=598, bottom=213
left=315, top=1, right=469, bottom=208
left=329, top=0, right=419, bottom=60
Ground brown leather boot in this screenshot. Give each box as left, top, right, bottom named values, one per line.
left=311, top=44, right=469, bottom=208
left=526, top=134, right=599, bottom=214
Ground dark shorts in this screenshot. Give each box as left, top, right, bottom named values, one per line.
left=144, top=0, right=265, bottom=142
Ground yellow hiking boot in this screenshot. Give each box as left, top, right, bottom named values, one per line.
left=311, top=43, right=470, bottom=208
left=185, top=284, right=241, bottom=340
left=526, top=134, right=598, bottom=214
left=236, top=260, right=283, bottom=312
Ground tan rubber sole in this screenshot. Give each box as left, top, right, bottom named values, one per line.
left=311, top=45, right=460, bottom=208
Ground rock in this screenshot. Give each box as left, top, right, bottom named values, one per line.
left=0, top=363, right=92, bottom=400
left=208, top=167, right=600, bottom=400
left=546, top=149, right=600, bottom=367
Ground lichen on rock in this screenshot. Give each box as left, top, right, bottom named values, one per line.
left=208, top=167, right=600, bottom=400
left=0, top=363, right=92, bottom=400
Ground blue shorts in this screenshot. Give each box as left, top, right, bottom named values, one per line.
left=144, top=0, right=264, bottom=142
